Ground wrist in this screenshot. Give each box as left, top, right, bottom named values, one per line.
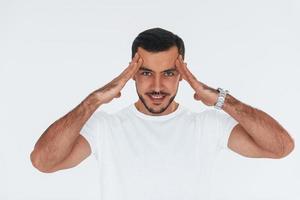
left=83, top=93, right=104, bottom=112
left=214, top=88, right=229, bottom=110
left=196, top=83, right=219, bottom=106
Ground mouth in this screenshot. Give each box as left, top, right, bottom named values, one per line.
left=147, top=94, right=167, bottom=103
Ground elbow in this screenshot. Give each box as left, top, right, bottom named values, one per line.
left=277, top=136, right=295, bottom=159
left=30, top=150, right=55, bottom=173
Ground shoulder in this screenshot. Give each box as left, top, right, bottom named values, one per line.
left=107, top=105, right=134, bottom=124
left=84, top=110, right=112, bottom=127
left=193, top=108, right=233, bottom=123
left=193, top=108, right=218, bottom=120
left=91, top=110, right=111, bottom=120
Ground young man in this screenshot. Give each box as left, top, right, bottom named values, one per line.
left=30, top=28, right=294, bottom=199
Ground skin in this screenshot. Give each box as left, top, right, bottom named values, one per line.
left=134, top=46, right=295, bottom=158
left=30, top=45, right=294, bottom=173
left=174, top=53, right=295, bottom=158
left=30, top=52, right=144, bottom=172
left=133, top=46, right=182, bottom=116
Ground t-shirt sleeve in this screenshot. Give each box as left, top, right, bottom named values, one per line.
left=80, top=110, right=109, bottom=160
left=214, top=110, right=239, bottom=150
left=200, top=109, right=239, bottom=151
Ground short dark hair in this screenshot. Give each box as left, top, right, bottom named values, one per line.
left=131, top=27, right=185, bottom=59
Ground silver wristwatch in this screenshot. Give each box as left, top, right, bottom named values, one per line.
left=214, top=87, right=229, bottom=110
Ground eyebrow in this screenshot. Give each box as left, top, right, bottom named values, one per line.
left=139, top=66, right=177, bottom=73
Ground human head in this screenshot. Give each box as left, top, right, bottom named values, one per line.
left=131, top=27, right=185, bottom=116
left=131, top=27, right=185, bottom=60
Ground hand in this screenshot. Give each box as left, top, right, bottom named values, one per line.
left=92, top=53, right=143, bottom=104
left=175, top=55, right=218, bottom=107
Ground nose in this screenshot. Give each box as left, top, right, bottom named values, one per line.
left=152, top=75, right=164, bottom=92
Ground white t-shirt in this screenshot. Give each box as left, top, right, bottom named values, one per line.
left=80, top=104, right=238, bottom=200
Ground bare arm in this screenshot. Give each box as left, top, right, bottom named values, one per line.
left=175, top=54, right=294, bottom=158
left=30, top=53, right=143, bottom=172
left=30, top=93, right=102, bottom=172
left=223, top=95, right=294, bottom=158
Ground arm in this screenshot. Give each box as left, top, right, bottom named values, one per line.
left=223, top=94, right=295, bottom=158
left=30, top=93, right=102, bottom=173
left=30, top=53, right=143, bottom=173
left=175, top=54, right=294, bottom=158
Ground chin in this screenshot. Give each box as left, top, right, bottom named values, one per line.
left=146, top=104, right=169, bottom=115
left=139, top=93, right=176, bottom=115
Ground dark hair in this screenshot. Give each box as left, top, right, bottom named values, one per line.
left=131, top=27, right=185, bottom=59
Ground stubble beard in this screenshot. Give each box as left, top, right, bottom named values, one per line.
left=136, top=86, right=179, bottom=115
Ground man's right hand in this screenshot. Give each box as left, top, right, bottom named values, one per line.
left=30, top=52, right=143, bottom=173
left=92, top=52, right=143, bottom=105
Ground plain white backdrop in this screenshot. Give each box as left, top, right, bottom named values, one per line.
left=1, top=0, right=299, bottom=199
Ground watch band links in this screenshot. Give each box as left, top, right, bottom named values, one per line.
left=214, top=87, right=229, bottom=110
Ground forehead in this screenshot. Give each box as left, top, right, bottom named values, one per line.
left=137, top=46, right=179, bottom=72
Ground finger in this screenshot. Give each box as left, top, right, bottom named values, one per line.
left=121, top=52, right=140, bottom=75
left=120, top=56, right=143, bottom=83
left=175, top=56, right=191, bottom=81
left=128, top=52, right=140, bottom=66
left=176, top=55, right=188, bottom=77
left=124, top=57, right=143, bottom=80
left=175, top=58, right=187, bottom=79
left=128, top=52, right=141, bottom=70
left=177, top=55, right=198, bottom=83
left=176, top=56, right=201, bottom=91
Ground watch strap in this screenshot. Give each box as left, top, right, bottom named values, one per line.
left=214, top=87, right=229, bottom=110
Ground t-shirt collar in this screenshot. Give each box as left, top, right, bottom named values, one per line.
left=130, top=103, right=185, bottom=121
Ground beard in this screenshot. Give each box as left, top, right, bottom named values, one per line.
left=136, top=86, right=179, bottom=115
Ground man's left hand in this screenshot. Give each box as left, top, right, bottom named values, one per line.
left=175, top=55, right=219, bottom=107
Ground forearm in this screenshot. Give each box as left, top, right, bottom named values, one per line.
left=174, top=56, right=294, bottom=157
left=222, top=94, right=294, bottom=156
left=31, top=93, right=102, bottom=171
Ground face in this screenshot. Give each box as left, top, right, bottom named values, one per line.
left=133, top=46, right=182, bottom=116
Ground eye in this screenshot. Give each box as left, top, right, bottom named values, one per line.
left=141, top=71, right=152, bottom=76
left=164, top=71, right=175, bottom=77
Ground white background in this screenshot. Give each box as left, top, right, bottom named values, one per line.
left=1, top=0, right=299, bottom=199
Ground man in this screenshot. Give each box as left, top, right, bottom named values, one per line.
left=30, top=28, right=294, bottom=199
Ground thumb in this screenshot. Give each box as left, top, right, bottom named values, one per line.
left=115, top=92, right=121, bottom=98
left=193, top=93, right=201, bottom=101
